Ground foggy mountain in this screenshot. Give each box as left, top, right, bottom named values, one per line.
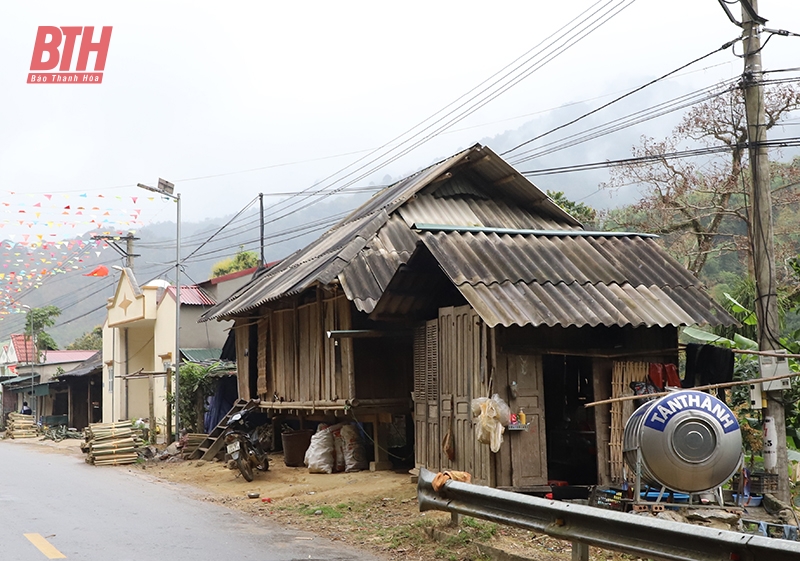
left=7, top=83, right=797, bottom=348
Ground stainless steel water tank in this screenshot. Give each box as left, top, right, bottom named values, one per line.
left=623, top=390, right=742, bottom=493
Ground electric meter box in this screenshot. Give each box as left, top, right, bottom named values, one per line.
left=749, top=381, right=763, bottom=408
left=759, top=351, right=791, bottom=391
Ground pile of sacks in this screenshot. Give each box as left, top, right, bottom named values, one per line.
left=304, top=422, right=368, bottom=473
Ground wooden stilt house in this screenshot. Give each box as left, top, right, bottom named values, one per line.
left=200, top=144, right=736, bottom=486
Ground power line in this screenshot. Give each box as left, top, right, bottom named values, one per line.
left=508, top=79, right=740, bottom=165
left=248, top=0, right=638, bottom=229
left=503, top=38, right=740, bottom=160
left=520, top=136, right=800, bottom=176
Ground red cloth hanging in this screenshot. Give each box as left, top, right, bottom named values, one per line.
left=648, top=363, right=665, bottom=390
left=663, top=364, right=682, bottom=387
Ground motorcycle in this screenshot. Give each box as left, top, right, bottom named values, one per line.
left=224, top=408, right=271, bottom=481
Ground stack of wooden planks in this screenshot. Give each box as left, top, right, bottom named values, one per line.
left=181, top=433, right=207, bottom=458
left=83, top=421, right=144, bottom=466
left=5, top=413, right=37, bottom=439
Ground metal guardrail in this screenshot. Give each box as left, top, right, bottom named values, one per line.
left=417, top=468, right=800, bottom=561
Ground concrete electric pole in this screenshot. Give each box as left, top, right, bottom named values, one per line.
left=739, top=0, right=790, bottom=504
left=92, top=232, right=140, bottom=269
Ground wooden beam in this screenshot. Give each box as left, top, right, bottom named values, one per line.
left=585, top=370, right=799, bottom=408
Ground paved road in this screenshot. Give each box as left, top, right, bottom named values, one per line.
left=0, top=440, right=385, bottom=561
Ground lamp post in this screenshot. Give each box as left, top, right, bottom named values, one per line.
left=137, top=179, right=180, bottom=440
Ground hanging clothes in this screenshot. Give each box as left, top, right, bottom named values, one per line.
left=682, top=343, right=703, bottom=388
left=663, top=363, right=682, bottom=387
left=683, top=343, right=734, bottom=402
left=647, top=363, right=682, bottom=390
left=648, top=363, right=665, bottom=390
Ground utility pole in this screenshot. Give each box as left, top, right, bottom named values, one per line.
left=739, top=0, right=790, bottom=503
left=92, top=232, right=140, bottom=269
left=259, top=193, right=265, bottom=266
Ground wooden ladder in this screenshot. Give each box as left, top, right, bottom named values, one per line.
left=189, top=398, right=260, bottom=461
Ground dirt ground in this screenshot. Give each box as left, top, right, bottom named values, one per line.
left=5, top=435, right=639, bottom=561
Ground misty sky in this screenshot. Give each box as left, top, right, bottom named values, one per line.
left=2, top=1, right=799, bottom=243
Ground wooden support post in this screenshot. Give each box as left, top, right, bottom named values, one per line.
left=370, top=412, right=393, bottom=471
left=67, top=385, right=73, bottom=429
left=148, top=374, right=156, bottom=445
left=166, top=370, right=173, bottom=444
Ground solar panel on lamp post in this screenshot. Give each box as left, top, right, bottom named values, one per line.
left=136, top=179, right=180, bottom=441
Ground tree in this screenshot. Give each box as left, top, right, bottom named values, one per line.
left=211, top=247, right=259, bottom=278
left=602, top=83, right=800, bottom=278
left=172, top=362, right=220, bottom=433
left=546, top=190, right=597, bottom=226
left=67, top=326, right=103, bottom=350
left=24, top=305, right=61, bottom=354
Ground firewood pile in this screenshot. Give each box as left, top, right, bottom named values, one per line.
left=181, top=433, right=207, bottom=458
left=82, top=421, right=144, bottom=466
left=5, top=413, right=37, bottom=439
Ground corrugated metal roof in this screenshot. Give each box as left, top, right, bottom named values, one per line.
left=41, top=350, right=97, bottom=364
left=200, top=144, right=735, bottom=329
left=166, top=286, right=217, bottom=306
left=202, top=145, right=580, bottom=322
left=421, top=231, right=735, bottom=328
left=58, top=351, right=102, bottom=378
left=1, top=373, right=39, bottom=386
left=181, top=348, right=222, bottom=362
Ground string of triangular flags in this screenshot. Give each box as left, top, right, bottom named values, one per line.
left=0, top=236, right=114, bottom=316
left=0, top=191, right=174, bottom=238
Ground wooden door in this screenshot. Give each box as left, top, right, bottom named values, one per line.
left=412, top=319, right=440, bottom=471
left=413, top=325, right=427, bottom=468
left=425, top=320, right=440, bottom=472
left=507, top=354, right=548, bottom=487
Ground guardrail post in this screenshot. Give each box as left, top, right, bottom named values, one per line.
left=571, top=541, right=588, bottom=561
left=450, top=512, right=461, bottom=527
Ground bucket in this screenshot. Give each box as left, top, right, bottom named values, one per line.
left=281, top=429, right=314, bottom=467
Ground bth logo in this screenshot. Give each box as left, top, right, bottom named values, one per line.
left=28, top=26, right=112, bottom=84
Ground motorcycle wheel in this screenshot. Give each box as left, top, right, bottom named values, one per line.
left=257, top=455, right=269, bottom=471
left=235, top=448, right=255, bottom=481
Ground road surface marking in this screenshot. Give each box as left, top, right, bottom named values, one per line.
left=24, top=533, right=66, bottom=559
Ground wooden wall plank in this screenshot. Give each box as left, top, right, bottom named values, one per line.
left=339, top=297, right=354, bottom=399
left=235, top=322, right=249, bottom=400
left=257, top=318, right=268, bottom=398
left=592, top=358, right=613, bottom=486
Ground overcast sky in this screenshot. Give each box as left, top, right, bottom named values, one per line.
left=1, top=0, right=799, bottom=243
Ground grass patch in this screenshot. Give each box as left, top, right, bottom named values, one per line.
left=462, top=517, right=497, bottom=541
left=297, top=504, right=343, bottom=519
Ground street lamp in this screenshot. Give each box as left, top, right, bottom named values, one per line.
left=137, top=178, right=181, bottom=441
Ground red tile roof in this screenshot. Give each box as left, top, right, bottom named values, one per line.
left=11, top=334, right=36, bottom=363
left=166, top=285, right=216, bottom=306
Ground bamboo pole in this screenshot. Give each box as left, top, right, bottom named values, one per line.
left=585, top=370, right=799, bottom=408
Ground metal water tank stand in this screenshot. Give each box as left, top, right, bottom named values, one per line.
left=630, top=448, right=725, bottom=509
